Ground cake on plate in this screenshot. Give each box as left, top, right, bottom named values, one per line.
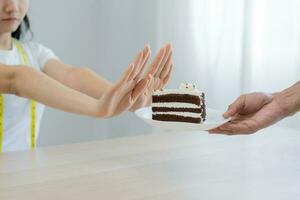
left=152, top=83, right=206, bottom=124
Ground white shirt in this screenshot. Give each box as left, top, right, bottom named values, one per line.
left=0, top=40, right=58, bottom=152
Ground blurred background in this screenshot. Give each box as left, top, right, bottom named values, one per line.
left=29, top=0, right=300, bottom=147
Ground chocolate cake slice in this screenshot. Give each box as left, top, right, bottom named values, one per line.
left=152, top=83, right=206, bottom=124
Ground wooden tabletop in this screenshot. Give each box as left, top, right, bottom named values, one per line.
left=0, top=127, right=300, bottom=200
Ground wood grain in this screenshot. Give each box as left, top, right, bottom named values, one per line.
left=0, top=127, right=300, bottom=200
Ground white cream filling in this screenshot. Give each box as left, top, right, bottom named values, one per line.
left=152, top=102, right=203, bottom=108
left=153, top=112, right=203, bottom=118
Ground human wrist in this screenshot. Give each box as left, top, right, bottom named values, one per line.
left=273, top=81, right=300, bottom=116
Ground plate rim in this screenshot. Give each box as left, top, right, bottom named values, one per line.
left=135, top=106, right=229, bottom=131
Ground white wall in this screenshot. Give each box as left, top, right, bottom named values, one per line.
left=156, top=0, right=300, bottom=130
left=30, top=0, right=300, bottom=147
left=30, top=0, right=159, bottom=146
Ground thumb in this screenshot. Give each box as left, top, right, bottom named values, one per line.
left=223, top=95, right=246, bottom=118
left=131, top=74, right=152, bottom=101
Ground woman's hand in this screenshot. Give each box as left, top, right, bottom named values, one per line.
left=93, top=46, right=153, bottom=118
left=208, top=92, right=288, bottom=135
left=129, top=43, right=173, bottom=111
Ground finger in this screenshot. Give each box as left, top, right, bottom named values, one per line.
left=116, top=68, right=151, bottom=99
left=112, top=63, right=135, bottom=92
left=218, top=120, right=258, bottom=135
left=208, top=125, right=235, bottom=135
left=153, top=65, right=172, bottom=91
left=209, top=115, right=261, bottom=135
left=161, top=64, right=173, bottom=88
left=132, top=45, right=151, bottom=79
left=114, top=79, right=139, bottom=102
left=143, top=90, right=152, bottom=107
left=208, top=122, right=230, bottom=133
left=134, top=48, right=151, bottom=81
left=148, top=47, right=166, bottom=76
left=128, top=51, right=144, bottom=81
left=209, top=128, right=240, bottom=136
left=132, top=51, right=144, bottom=79
left=141, top=76, right=155, bottom=107
left=148, top=74, right=155, bottom=92
left=223, top=95, right=246, bottom=119
left=155, top=43, right=173, bottom=78
left=209, top=130, right=234, bottom=135
left=131, top=75, right=152, bottom=101
left=208, top=128, right=222, bottom=133
left=116, top=75, right=151, bottom=113
left=121, top=74, right=152, bottom=103
left=159, top=51, right=173, bottom=80
left=134, top=48, right=145, bottom=66
left=208, top=120, right=239, bottom=134
left=140, top=45, right=151, bottom=75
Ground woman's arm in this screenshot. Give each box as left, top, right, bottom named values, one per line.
left=43, top=59, right=113, bottom=99
left=42, top=44, right=174, bottom=112
left=43, top=46, right=151, bottom=99
left=0, top=46, right=152, bottom=118
left=0, top=63, right=98, bottom=116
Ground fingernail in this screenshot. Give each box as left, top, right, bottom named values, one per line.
left=165, top=43, right=171, bottom=50
left=144, top=44, right=150, bottom=52
left=223, top=109, right=233, bottom=118
left=223, top=113, right=229, bottom=118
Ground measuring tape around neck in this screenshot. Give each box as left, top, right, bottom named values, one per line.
left=0, top=39, right=36, bottom=153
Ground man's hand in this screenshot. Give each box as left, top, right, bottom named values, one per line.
left=209, top=92, right=288, bottom=135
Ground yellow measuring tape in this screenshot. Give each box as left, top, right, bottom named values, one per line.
left=0, top=39, right=36, bottom=153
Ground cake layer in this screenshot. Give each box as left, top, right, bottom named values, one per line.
left=153, top=94, right=202, bottom=106
left=152, top=114, right=202, bottom=124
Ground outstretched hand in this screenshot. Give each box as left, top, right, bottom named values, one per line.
left=129, top=43, right=173, bottom=111
left=209, top=92, right=288, bottom=135
left=94, top=45, right=152, bottom=118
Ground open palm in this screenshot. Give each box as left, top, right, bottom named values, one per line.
left=129, top=43, right=173, bottom=111
left=209, top=93, right=287, bottom=135
left=95, top=46, right=152, bottom=118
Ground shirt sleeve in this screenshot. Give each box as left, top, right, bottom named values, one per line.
left=27, top=42, right=59, bottom=71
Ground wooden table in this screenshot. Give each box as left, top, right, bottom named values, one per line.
left=0, top=127, right=300, bottom=200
